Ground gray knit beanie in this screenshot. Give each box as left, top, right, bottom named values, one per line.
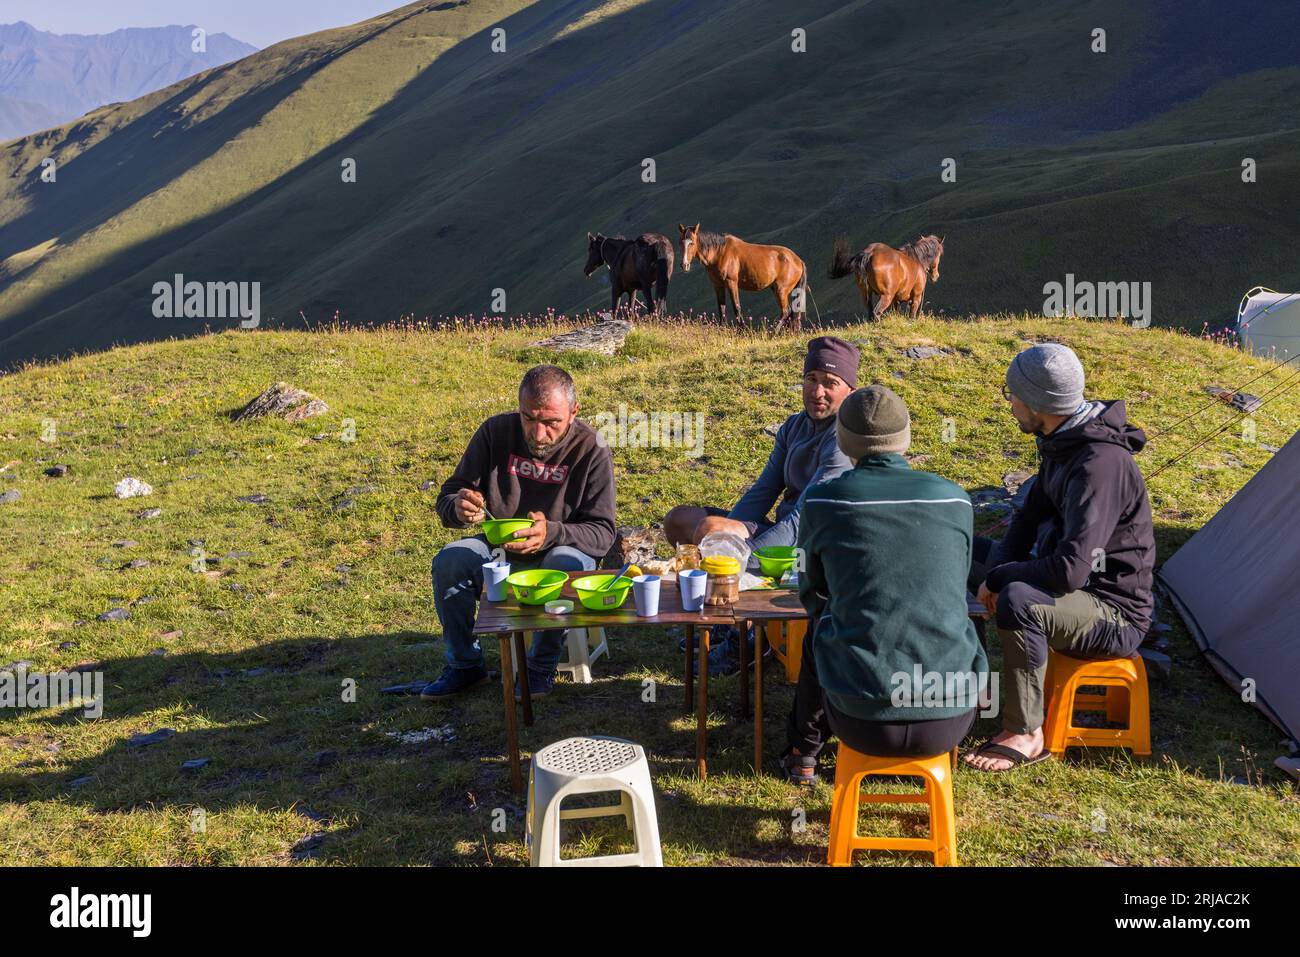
left=1005, top=343, right=1085, bottom=415
left=836, top=385, right=911, bottom=459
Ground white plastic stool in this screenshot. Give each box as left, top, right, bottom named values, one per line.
left=526, top=736, right=663, bottom=867
left=507, top=628, right=608, bottom=684
left=558, top=627, right=608, bottom=684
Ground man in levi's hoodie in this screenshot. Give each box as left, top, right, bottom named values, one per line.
left=424, top=365, right=616, bottom=701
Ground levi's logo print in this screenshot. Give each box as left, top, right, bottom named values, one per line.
left=508, top=454, right=569, bottom=484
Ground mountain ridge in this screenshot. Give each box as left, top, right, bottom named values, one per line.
left=0, top=20, right=257, bottom=140
left=0, top=0, right=1297, bottom=368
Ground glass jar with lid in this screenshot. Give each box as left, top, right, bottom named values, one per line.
left=701, top=555, right=741, bottom=606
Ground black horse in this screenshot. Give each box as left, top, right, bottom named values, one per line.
left=584, top=232, right=674, bottom=315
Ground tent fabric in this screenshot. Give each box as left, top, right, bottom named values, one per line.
left=1157, top=429, right=1300, bottom=745
left=1237, top=287, right=1300, bottom=360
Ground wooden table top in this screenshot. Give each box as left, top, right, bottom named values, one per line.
left=472, top=570, right=734, bottom=634
left=731, top=586, right=807, bottom=621
left=472, top=570, right=988, bottom=633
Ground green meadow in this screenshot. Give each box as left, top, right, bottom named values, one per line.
left=1, top=314, right=1297, bottom=865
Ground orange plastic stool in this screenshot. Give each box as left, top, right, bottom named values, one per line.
left=1043, top=651, right=1151, bottom=757
left=826, top=746, right=957, bottom=867
left=764, top=619, right=806, bottom=683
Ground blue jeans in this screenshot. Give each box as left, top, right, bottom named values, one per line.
left=431, top=535, right=597, bottom=675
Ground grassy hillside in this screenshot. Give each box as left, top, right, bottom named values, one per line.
left=2, top=0, right=1299, bottom=366
left=1, top=316, right=1297, bottom=865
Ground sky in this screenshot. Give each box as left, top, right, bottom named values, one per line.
left=0, top=1, right=407, bottom=49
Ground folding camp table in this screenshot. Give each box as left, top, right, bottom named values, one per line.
left=473, top=574, right=992, bottom=792
left=473, top=570, right=729, bottom=793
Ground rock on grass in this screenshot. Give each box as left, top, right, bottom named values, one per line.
left=114, top=477, right=153, bottom=499
left=234, top=382, right=328, bottom=423
left=529, top=319, right=632, bottom=355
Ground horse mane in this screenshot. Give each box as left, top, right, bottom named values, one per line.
left=900, top=235, right=942, bottom=267
left=694, top=231, right=728, bottom=254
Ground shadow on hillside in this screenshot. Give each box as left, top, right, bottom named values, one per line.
left=0, top=0, right=702, bottom=367
left=0, top=5, right=440, bottom=267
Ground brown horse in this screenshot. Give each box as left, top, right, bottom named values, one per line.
left=828, top=235, right=945, bottom=320
left=584, top=232, right=674, bottom=315
left=678, top=223, right=808, bottom=331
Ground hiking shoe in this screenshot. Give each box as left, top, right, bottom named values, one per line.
left=694, top=639, right=741, bottom=677
left=689, top=627, right=769, bottom=677
left=420, top=665, right=490, bottom=700
left=514, top=668, right=556, bottom=702
left=779, top=749, right=821, bottom=786
left=678, top=624, right=760, bottom=653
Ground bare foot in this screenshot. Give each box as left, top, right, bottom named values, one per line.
left=963, top=728, right=1045, bottom=772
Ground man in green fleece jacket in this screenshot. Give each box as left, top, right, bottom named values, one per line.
left=783, top=385, right=988, bottom=784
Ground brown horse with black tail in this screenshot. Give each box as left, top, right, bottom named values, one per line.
left=828, top=234, right=945, bottom=320
left=678, top=223, right=809, bottom=332
left=584, top=232, right=674, bottom=315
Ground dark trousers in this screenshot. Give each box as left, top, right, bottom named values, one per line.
left=994, top=580, right=1145, bottom=732
left=787, top=626, right=977, bottom=760
left=969, top=535, right=1145, bottom=733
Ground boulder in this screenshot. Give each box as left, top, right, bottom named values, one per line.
left=530, top=319, right=633, bottom=355
left=903, top=345, right=953, bottom=360
left=234, top=382, right=329, bottom=422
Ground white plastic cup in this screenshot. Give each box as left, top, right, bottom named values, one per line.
left=678, top=569, right=707, bottom=612
left=483, top=561, right=511, bottom=602
left=632, top=574, right=661, bottom=617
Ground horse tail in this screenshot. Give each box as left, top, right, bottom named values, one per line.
left=657, top=246, right=672, bottom=300
left=827, top=236, right=861, bottom=280
left=799, top=264, right=822, bottom=327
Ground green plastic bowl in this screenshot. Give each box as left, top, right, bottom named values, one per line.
left=506, top=569, right=568, bottom=605
left=572, top=574, right=634, bottom=611
left=483, top=518, right=535, bottom=545
left=753, top=545, right=798, bottom=578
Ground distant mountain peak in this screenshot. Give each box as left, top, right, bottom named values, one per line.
left=0, top=21, right=257, bottom=140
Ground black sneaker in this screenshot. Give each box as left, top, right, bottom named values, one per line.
left=694, top=639, right=740, bottom=677
left=420, top=665, right=490, bottom=700
left=779, top=749, right=821, bottom=786
left=514, top=668, right=556, bottom=702
left=679, top=624, right=735, bottom=652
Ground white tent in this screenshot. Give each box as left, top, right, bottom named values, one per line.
left=1237, top=287, right=1300, bottom=360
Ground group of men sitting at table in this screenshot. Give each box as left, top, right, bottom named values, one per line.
left=421, top=334, right=1156, bottom=778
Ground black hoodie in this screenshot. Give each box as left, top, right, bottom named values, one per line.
left=985, top=400, right=1155, bottom=633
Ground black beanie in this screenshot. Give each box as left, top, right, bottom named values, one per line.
left=804, top=335, right=860, bottom=388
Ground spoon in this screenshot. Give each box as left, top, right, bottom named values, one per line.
left=601, top=561, right=632, bottom=591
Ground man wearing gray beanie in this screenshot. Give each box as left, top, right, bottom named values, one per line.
left=664, top=336, right=859, bottom=677
left=965, top=343, right=1156, bottom=772
left=782, top=385, right=988, bottom=783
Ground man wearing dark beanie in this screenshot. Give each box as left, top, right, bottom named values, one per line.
left=783, top=385, right=988, bottom=783
left=965, top=343, right=1155, bottom=772
left=663, top=335, right=858, bottom=676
